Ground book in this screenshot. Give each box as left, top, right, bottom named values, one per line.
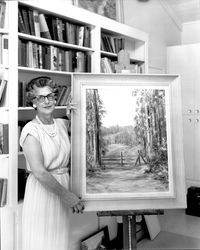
left=64, top=50, right=73, bottom=72
left=0, top=79, right=7, bottom=105
left=28, top=8, right=35, bottom=36
left=18, top=7, right=26, bottom=33
left=2, top=34, right=8, bottom=67
left=0, top=2, right=6, bottom=29
left=77, top=25, right=85, bottom=46
left=83, top=26, right=91, bottom=48
left=18, top=81, right=27, bottom=107
left=56, top=85, right=67, bottom=105
left=60, top=86, right=71, bottom=106
left=58, top=48, right=65, bottom=71
left=50, top=46, right=58, bottom=70
left=33, top=9, right=40, bottom=37
left=56, top=17, right=64, bottom=42
left=65, top=22, right=76, bottom=44
left=39, top=13, right=52, bottom=39
left=0, top=123, right=9, bottom=154
left=21, top=7, right=31, bottom=35
left=0, top=178, right=7, bottom=207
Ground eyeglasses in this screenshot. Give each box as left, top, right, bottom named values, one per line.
left=34, top=93, right=55, bottom=103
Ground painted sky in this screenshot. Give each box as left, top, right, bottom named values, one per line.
left=97, top=87, right=137, bottom=127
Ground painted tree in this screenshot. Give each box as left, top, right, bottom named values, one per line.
left=133, top=89, right=167, bottom=161
left=86, top=89, right=105, bottom=170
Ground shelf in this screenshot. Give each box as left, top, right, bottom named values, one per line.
left=0, top=107, right=9, bottom=111
left=18, top=33, right=94, bottom=52
left=0, top=28, right=9, bottom=34
left=101, top=50, right=145, bottom=64
left=18, top=106, right=67, bottom=111
left=18, top=66, right=74, bottom=75
left=0, top=65, right=9, bottom=70
left=0, top=154, right=9, bottom=160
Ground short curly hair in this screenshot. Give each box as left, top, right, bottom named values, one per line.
left=26, top=76, right=58, bottom=106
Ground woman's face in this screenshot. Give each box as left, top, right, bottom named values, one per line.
left=32, top=86, right=56, bottom=116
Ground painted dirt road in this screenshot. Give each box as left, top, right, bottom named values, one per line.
left=86, top=144, right=169, bottom=194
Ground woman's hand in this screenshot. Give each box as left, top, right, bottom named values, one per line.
left=63, top=190, right=85, bottom=213
left=66, top=96, right=77, bottom=118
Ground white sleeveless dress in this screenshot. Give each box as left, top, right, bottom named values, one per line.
left=20, top=118, right=71, bottom=250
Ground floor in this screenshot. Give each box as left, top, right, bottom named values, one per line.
left=137, top=209, right=200, bottom=250
left=138, top=231, right=200, bottom=250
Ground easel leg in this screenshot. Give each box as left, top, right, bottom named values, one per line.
left=130, top=216, right=137, bottom=250
left=122, top=215, right=137, bottom=250
left=123, top=216, right=129, bottom=249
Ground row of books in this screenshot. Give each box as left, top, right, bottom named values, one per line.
left=0, top=178, right=7, bottom=207
left=19, top=39, right=91, bottom=72
left=18, top=5, right=91, bottom=48
left=101, top=57, right=116, bottom=73
left=0, top=34, right=8, bottom=66
left=19, top=81, right=71, bottom=107
left=0, top=1, right=6, bottom=29
left=0, top=123, right=8, bottom=154
left=101, top=34, right=125, bottom=54
left=0, top=79, right=7, bottom=106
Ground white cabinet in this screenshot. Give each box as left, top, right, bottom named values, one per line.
left=167, top=44, right=200, bottom=185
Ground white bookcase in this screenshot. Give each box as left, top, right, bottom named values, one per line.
left=2, top=1, right=149, bottom=249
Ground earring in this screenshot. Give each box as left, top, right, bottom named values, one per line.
left=33, top=104, right=36, bottom=108
left=54, top=100, right=56, bottom=104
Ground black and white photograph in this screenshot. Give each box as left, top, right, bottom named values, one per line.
left=2, top=0, right=200, bottom=249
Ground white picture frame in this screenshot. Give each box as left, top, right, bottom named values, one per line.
left=71, top=74, right=186, bottom=211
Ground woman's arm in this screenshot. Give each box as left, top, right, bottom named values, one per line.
left=22, top=134, right=84, bottom=213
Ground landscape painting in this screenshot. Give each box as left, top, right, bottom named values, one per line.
left=85, top=86, right=171, bottom=197
left=73, top=0, right=124, bottom=22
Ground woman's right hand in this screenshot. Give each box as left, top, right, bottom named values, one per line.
left=63, top=191, right=85, bottom=213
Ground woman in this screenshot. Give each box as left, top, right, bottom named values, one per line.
left=19, top=76, right=84, bottom=250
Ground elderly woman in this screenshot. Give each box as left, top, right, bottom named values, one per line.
left=20, top=76, right=84, bottom=250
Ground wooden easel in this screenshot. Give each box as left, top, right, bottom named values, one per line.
left=97, top=209, right=164, bottom=250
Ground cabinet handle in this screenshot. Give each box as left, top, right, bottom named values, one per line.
left=188, top=118, right=192, bottom=123
left=195, top=110, right=200, bottom=114
left=188, top=109, right=192, bottom=114
left=196, top=119, right=199, bottom=123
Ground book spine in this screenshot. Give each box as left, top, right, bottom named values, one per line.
left=0, top=123, right=9, bottom=154
left=21, top=8, right=31, bottom=34
left=28, top=9, right=35, bottom=36
left=0, top=179, right=7, bottom=207
left=0, top=2, right=6, bottom=29
left=18, top=7, right=26, bottom=33
left=2, top=34, right=8, bottom=67
left=33, top=9, right=40, bottom=37
left=39, top=13, right=52, bottom=39
left=0, top=79, right=7, bottom=105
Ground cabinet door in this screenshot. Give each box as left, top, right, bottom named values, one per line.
left=194, top=115, right=200, bottom=180
left=193, top=45, right=200, bottom=114
left=167, top=46, right=194, bottom=115
left=182, top=115, right=194, bottom=180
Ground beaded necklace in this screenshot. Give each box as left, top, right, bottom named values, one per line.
left=36, top=115, right=57, bottom=137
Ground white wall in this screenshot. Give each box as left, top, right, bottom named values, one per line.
left=182, top=21, right=200, bottom=44
left=123, top=0, right=182, bottom=73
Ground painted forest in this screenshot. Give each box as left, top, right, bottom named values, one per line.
left=86, top=88, right=169, bottom=194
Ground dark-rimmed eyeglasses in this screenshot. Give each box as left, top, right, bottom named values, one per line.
left=34, top=93, right=55, bottom=103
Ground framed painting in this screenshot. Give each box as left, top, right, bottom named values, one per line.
left=73, top=0, right=124, bottom=23
left=80, top=226, right=110, bottom=250
left=71, top=74, right=186, bottom=211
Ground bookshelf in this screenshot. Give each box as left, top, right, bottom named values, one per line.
left=2, top=1, right=149, bottom=249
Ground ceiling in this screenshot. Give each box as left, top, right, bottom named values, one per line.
left=166, top=0, right=200, bottom=23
